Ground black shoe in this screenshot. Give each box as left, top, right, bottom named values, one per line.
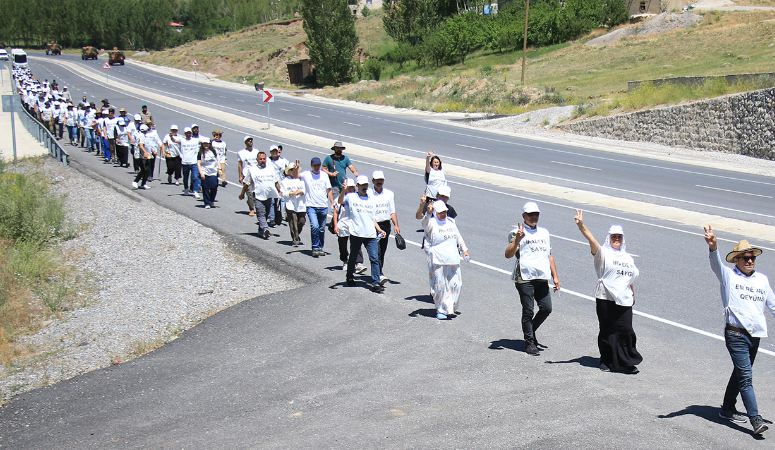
left=719, top=408, right=747, bottom=424
left=525, top=343, right=539, bottom=356
left=752, top=415, right=769, bottom=434
left=346, top=278, right=355, bottom=286
left=618, top=366, right=639, bottom=375
left=221, top=180, right=227, bottom=187
left=371, top=284, right=385, bottom=293
left=263, top=229, right=271, bottom=239
left=599, top=361, right=611, bottom=372
left=168, top=174, right=172, bottom=184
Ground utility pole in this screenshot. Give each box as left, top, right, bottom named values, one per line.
left=521, top=0, right=530, bottom=85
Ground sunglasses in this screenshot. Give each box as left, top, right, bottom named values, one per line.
left=525, top=212, right=540, bottom=217
left=737, top=255, right=757, bottom=262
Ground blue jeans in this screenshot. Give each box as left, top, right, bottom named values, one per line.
left=67, top=126, right=77, bottom=142
left=201, top=175, right=218, bottom=207
left=347, top=235, right=381, bottom=286
left=723, top=328, right=760, bottom=418
left=85, top=128, right=96, bottom=150
left=306, top=207, right=328, bottom=250
left=101, top=137, right=109, bottom=158
left=182, top=164, right=201, bottom=193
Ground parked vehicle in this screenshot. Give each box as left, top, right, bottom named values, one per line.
left=45, top=41, right=62, bottom=55
left=108, top=47, right=125, bottom=65
left=0, top=49, right=8, bottom=61
left=82, top=46, right=98, bottom=60
left=11, top=48, right=27, bottom=68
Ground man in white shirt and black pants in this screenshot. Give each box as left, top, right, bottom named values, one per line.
left=505, top=201, right=561, bottom=356
left=370, top=170, right=400, bottom=283
left=704, top=225, right=775, bottom=435
left=339, top=176, right=387, bottom=293
left=239, top=151, right=280, bottom=240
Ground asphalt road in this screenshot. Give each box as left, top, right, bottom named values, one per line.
left=2, top=53, right=775, bottom=448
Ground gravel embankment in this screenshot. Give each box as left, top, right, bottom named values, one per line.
left=0, top=158, right=302, bottom=402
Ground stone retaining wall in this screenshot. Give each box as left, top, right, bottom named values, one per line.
left=627, top=73, right=775, bottom=92
left=560, top=87, right=775, bottom=160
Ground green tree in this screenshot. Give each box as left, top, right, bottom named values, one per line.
left=300, top=0, right=358, bottom=85
left=382, top=0, right=457, bottom=45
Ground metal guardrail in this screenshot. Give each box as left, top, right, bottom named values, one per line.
left=15, top=92, right=70, bottom=165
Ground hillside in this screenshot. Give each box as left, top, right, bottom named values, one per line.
left=133, top=5, right=775, bottom=116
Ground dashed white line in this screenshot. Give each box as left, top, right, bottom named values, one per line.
left=390, top=131, right=413, bottom=137
left=308, top=114, right=320, bottom=118
left=456, top=144, right=489, bottom=152
left=343, top=122, right=361, bottom=127
left=280, top=108, right=291, bottom=112
left=551, top=161, right=600, bottom=171
left=696, top=185, right=772, bottom=199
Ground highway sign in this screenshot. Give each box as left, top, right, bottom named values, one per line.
left=192, top=60, right=199, bottom=67
left=263, top=89, right=274, bottom=103
left=102, top=62, right=111, bottom=69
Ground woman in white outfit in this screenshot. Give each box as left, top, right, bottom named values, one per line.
left=279, top=162, right=306, bottom=246
left=424, top=150, right=447, bottom=198
left=574, top=209, right=642, bottom=374
left=424, top=200, right=470, bottom=320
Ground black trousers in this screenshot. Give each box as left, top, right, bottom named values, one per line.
left=516, top=280, right=553, bottom=346
left=166, top=156, right=182, bottom=180
left=134, top=159, right=150, bottom=185
left=377, top=219, right=391, bottom=274
left=115, top=145, right=129, bottom=167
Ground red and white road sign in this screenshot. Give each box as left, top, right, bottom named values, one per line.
left=263, top=89, right=274, bottom=103
left=191, top=60, right=199, bottom=67
left=102, top=61, right=111, bottom=69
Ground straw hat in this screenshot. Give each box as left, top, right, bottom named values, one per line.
left=726, top=240, right=763, bottom=263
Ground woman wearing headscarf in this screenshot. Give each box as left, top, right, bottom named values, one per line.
left=279, top=162, right=306, bottom=246
left=424, top=150, right=447, bottom=198
left=197, top=140, right=221, bottom=209
left=424, top=200, right=470, bottom=320
left=574, top=209, right=642, bottom=374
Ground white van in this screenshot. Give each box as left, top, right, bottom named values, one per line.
left=11, top=49, right=27, bottom=68
left=0, top=49, right=8, bottom=61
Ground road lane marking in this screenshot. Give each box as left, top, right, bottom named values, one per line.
left=308, top=114, right=320, bottom=118
left=343, top=122, right=361, bottom=127
left=457, top=144, right=489, bottom=152
left=51, top=59, right=775, bottom=245
left=390, top=131, right=413, bottom=137
left=280, top=108, right=290, bottom=112
left=696, top=185, right=772, bottom=199
left=551, top=161, right=600, bottom=171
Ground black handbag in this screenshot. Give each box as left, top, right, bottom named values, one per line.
left=394, top=233, right=406, bottom=250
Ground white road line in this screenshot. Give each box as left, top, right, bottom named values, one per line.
left=219, top=96, right=226, bottom=98
left=308, top=114, right=320, bottom=118
left=236, top=99, right=244, bottom=102
left=280, top=108, right=290, bottom=112
left=398, top=236, right=775, bottom=357
left=456, top=144, right=489, bottom=151
left=343, top=122, right=361, bottom=127
left=551, top=161, right=600, bottom=171
left=390, top=131, right=413, bottom=137
left=696, top=185, right=772, bottom=199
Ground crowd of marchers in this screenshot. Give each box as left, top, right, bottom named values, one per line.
left=12, top=65, right=775, bottom=436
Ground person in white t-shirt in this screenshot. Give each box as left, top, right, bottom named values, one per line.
left=180, top=127, right=202, bottom=198
left=370, top=170, right=400, bottom=283
left=574, top=210, right=641, bottom=374
left=65, top=103, right=78, bottom=146
left=114, top=118, right=132, bottom=168
left=132, top=124, right=154, bottom=190
left=239, top=151, right=280, bottom=239
left=704, top=226, right=775, bottom=435
left=332, top=178, right=366, bottom=274
left=237, top=136, right=259, bottom=216
left=210, top=129, right=228, bottom=187
left=504, top=201, right=561, bottom=356
left=300, top=157, right=333, bottom=257
left=338, top=176, right=387, bottom=293
left=424, top=150, right=447, bottom=198
left=424, top=200, right=470, bottom=319
left=197, top=141, right=222, bottom=209
left=161, top=125, right=182, bottom=184
left=268, top=145, right=289, bottom=227
left=279, top=162, right=306, bottom=246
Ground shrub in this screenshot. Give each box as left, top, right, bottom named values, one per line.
left=364, top=58, right=384, bottom=81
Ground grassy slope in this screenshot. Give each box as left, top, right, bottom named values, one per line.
left=134, top=9, right=775, bottom=114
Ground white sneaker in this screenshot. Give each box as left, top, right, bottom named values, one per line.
left=342, top=263, right=347, bottom=271
left=193, top=192, right=201, bottom=199
left=205, top=205, right=211, bottom=209
left=175, top=180, right=181, bottom=186
left=379, top=275, right=388, bottom=285
left=132, top=181, right=138, bottom=189
left=355, top=263, right=367, bottom=274
left=183, top=189, right=189, bottom=196
left=141, top=185, right=150, bottom=190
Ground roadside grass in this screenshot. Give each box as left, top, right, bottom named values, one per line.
left=0, top=159, right=90, bottom=367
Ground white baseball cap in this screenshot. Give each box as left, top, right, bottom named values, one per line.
left=356, top=175, right=369, bottom=185
left=523, top=201, right=540, bottom=213
left=345, top=177, right=355, bottom=187
left=437, top=185, right=451, bottom=197
left=170, top=124, right=178, bottom=130
left=134, top=114, right=141, bottom=120
left=184, top=127, right=192, bottom=133
left=244, top=135, right=253, bottom=143
left=139, top=124, right=149, bottom=132
left=269, top=145, right=279, bottom=152
left=433, top=200, right=448, bottom=213
left=372, top=170, right=385, bottom=180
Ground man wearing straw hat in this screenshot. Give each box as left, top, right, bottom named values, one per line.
left=704, top=225, right=775, bottom=435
